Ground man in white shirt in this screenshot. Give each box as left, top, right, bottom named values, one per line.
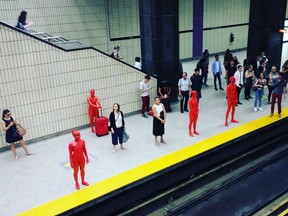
left=234, top=65, right=244, bottom=105
left=140, top=75, right=152, bottom=118
left=178, top=72, right=192, bottom=113
left=134, top=57, right=142, bottom=70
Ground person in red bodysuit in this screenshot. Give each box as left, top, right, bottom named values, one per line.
left=225, top=76, right=239, bottom=127
left=68, top=130, right=89, bottom=190
left=87, top=89, right=102, bottom=133
left=188, top=90, right=199, bottom=136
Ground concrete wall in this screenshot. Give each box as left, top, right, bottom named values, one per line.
left=0, top=25, right=156, bottom=148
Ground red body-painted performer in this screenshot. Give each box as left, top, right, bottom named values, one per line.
left=68, top=130, right=89, bottom=190
left=225, top=76, right=239, bottom=127
left=188, top=90, right=199, bottom=136
left=87, top=89, right=102, bottom=133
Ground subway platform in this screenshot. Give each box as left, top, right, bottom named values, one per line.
left=1, top=66, right=288, bottom=215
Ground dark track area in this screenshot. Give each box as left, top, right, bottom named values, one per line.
left=178, top=153, right=288, bottom=216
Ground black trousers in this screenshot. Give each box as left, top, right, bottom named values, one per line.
left=237, top=86, right=242, bottom=102
left=267, top=85, right=274, bottom=102
left=213, top=73, right=222, bottom=88
left=180, top=91, right=189, bottom=111
left=245, top=78, right=253, bottom=98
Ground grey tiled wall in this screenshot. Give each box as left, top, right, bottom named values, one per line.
left=0, top=25, right=156, bottom=148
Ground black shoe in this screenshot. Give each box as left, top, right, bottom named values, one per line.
left=184, top=109, right=189, bottom=112
left=220, top=87, right=224, bottom=90
left=237, top=102, right=243, bottom=105
left=245, top=97, right=249, bottom=100
left=248, top=96, right=253, bottom=99
left=181, top=110, right=184, bottom=113
left=203, top=84, right=208, bottom=87
left=215, top=87, right=218, bottom=91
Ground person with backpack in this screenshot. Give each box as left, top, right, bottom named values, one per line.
left=199, top=49, right=210, bottom=86
left=110, top=45, right=124, bottom=60
left=190, top=68, right=203, bottom=102
left=270, top=72, right=287, bottom=118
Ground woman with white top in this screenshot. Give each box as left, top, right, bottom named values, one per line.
left=109, top=103, right=125, bottom=153
left=152, top=97, right=166, bottom=146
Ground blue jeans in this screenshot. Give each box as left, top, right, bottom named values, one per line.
left=254, top=89, right=264, bottom=107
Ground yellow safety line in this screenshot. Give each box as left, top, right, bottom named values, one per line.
left=18, top=108, right=288, bottom=216
left=272, top=198, right=288, bottom=210
left=279, top=208, right=288, bottom=216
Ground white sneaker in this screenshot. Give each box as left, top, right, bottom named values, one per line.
left=258, top=107, right=263, bottom=112
left=254, top=107, right=257, bottom=112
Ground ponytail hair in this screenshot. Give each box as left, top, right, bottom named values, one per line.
left=2, top=109, right=10, bottom=120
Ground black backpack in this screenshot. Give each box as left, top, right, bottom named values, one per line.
left=196, top=59, right=202, bottom=68
left=110, top=52, right=115, bottom=58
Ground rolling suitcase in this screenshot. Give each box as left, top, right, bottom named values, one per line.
left=95, top=108, right=109, bottom=137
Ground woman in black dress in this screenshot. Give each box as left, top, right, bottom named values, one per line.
left=152, top=97, right=166, bottom=146
left=1, top=109, right=30, bottom=159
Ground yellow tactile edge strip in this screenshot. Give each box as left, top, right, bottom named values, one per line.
left=18, top=108, right=288, bottom=216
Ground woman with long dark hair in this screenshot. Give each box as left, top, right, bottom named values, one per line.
left=109, top=103, right=125, bottom=153
left=1, top=109, right=30, bottom=159
left=16, top=10, right=33, bottom=31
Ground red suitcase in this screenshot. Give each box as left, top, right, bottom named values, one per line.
left=95, top=109, right=109, bottom=137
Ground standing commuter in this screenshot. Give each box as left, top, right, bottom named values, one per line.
left=234, top=65, right=244, bottom=105
left=1, top=109, right=31, bottom=160
left=109, top=103, right=126, bottom=153
left=270, top=72, right=287, bottom=118
left=134, top=57, right=141, bottom=70
left=223, top=49, right=233, bottom=69
left=152, top=97, right=166, bottom=145
left=178, top=72, right=191, bottom=113
left=267, top=66, right=278, bottom=104
left=225, top=59, right=237, bottom=85
left=253, top=73, right=267, bottom=112
left=190, top=68, right=203, bottom=102
left=140, top=75, right=152, bottom=118
left=201, top=49, right=210, bottom=86
left=211, top=55, right=224, bottom=91
left=244, top=65, right=255, bottom=100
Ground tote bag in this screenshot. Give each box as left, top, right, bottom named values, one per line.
left=122, top=130, right=130, bottom=143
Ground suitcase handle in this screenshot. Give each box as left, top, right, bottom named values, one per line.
left=98, top=107, right=103, bottom=117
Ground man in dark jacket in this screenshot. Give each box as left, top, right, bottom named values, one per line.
left=190, top=68, right=203, bottom=101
